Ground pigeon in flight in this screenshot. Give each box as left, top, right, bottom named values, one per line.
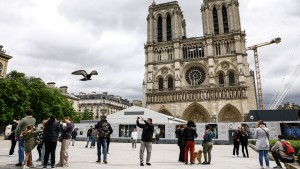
left=71, top=70, right=98, bottom=81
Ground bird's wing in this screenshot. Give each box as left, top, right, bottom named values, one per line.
left=90, top=70, right=98, bottom=75
left=72, top=70, right=88, bottom=77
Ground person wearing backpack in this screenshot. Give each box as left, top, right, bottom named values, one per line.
left=95, top=115, right=113, bottom=164
left=271, top=135, right=294, bottom=168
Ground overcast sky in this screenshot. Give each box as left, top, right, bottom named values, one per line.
left=1, top=0, right=299, bottom=108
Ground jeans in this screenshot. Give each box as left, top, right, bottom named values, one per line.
left=97, top=139, right=107, bottom=161
left=259, top=150, right=269, bottom=167
left=184, top=141, right=195, bottom=163
left=233, top=139, right=240, bottom=156
left=9, top=137, right=17, bottom=155
left=71, top=137, right=76, bottom=146
left=86, top=136, right=92, bottom=147
left=203, top=142, right=213, bottom=163
left=271, top=151, right=294, bottom=167
left=132, top=139, right=137, bottom=149
left=44, top=142, right=57, bottom=167
left=140, top=141, right=152, bottom=163
left=178, top=144, right=184, bottom=162
left=18, top=137, right=25, bottom=164
left=37, top=144, right=43, bottom=159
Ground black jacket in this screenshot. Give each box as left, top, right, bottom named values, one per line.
left=43, top=118, right=60, bottom=143
left=183, top=126, right=198, bottom=142
left=175, top=129, right=184, bottom=146
left=96, top=119, right=113, bottom=139
left=136, top=120, right=154, bottom=142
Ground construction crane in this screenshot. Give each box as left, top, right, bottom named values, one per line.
left=247, top=37, right=281, bottom=110
left=268, top=64, right=300, bottom=109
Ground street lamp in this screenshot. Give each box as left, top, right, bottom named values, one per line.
left=250, top=115, right=254, bottom=122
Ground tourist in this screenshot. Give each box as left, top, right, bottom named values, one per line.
left=232, top=126, right=241, bottom=157
left=131, top=128, right=138, bottom=150
left=96, top=115, right=113, bottom=164
left=22, top=124, right=40, bottom=169
left=85, top=126, right=93, bottom=148
left=175, top=124, right=185, bottom=162
left=56, top=116, right=74, bottom=167
left=183, top=120, right=198, bottom=164
left=43, top=115, right=60, bottom=169
left=15, top=109, right=36, bottom=167
left=255, top=120, right=270, bottom=169
left=202, top=125, right=213, bottom=165
left=91, top=127, right=96, bottom=148
left=36, top=125, right=44, bottom=162
left=271, top=135, right=294, bottom=168
left=71, top=128, right=78, bottom=146
left=137, top=117, right=154, bottom=166
left=240, top=126, right=249, bottom=158
left=8, top=116, right=19, bottom=156
left=155, top=125, right=160, bottom=144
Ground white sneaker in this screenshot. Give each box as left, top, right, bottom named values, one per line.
left=232, top=155, right=235, bottom=157
left=23, top=165, right=29, bottom=169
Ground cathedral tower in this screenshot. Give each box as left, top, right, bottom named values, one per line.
left=143, top=0, right=257, bottom=122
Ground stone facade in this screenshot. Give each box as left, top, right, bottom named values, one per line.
left=143, top=0, right=257, bottom=122
left=0, top=45, right=12, bottom=78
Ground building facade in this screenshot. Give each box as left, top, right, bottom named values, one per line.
left=77, top=92, right=131, bottom=119
left=143, top=0, right=257, bottom=122
left=0, top=45, right=12, bottom=78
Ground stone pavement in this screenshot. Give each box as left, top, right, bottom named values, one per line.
left=0, top=140, right=280, bottom=169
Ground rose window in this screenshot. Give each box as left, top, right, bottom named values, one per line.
left=185, top=66, right=206, bottom=85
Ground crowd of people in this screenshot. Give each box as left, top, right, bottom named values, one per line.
left=6, top=110, right=296, bottom=169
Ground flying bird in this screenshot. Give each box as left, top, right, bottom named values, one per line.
left=71, top=70, right=98, bottom=81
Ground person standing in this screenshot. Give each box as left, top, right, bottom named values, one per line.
left=9, top=117, right=19, bottom=156
left=85, top=126, right=93, bottom=148
left=183, top=120, right=198, bottom=165
left=155, top=125, right=160, bottom=144
left=240, top=126, right=249, bottom=158
left=271, top=135, right=294, bottom=168
left=56, top=116, right=74, bottom=167
left=202, top=125, right=213, bottom=165
left=71, top=128, right=78, bottom=146
left=175, top=124, right=185, bottom=162
left=36, top=126, right=44, bottom=162
left=255, top=120, right=270, bottom=169
left=22, top=124, right=40, bottom=169
left=43, top=115, right=60, bottom=169
left=232, top=127, right=241, bottom=157
left=15, top=109, right=36, bottom=167
left=131, top=128, right=138, bottom=150
left=137, top=117, right=154, bottom=166
left=96, top=115, right=113, bottom=164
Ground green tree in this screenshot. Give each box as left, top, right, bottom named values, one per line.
left=79, top=109, right=94, bottom=120
left=0, top=71, right=77, bottom=125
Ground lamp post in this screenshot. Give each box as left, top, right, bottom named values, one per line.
left=250, top=115, right=254, bottom=122
left=100, top=109, right=107, bottom=117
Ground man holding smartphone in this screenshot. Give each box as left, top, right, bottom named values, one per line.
left=136, top=117, right=154, bottom=166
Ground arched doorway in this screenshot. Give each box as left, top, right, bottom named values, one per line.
left=218, top=104, right=243, bottom=122
left=182, top=103, right=211, bottom=122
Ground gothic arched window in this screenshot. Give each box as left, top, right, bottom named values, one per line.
left=222, top=6, right=229, bottom=33
left=157, top=16, right=163, bottom=42
left=229, top=72, right=235, bottom=85
left=213, top=7, right=219, bottom=34
left=159, top=78, right=163, bottom=91
left=168, top=77, right=174, bottom=89
left=167, top=15, right=172, bottom=41
left=219, top=72, right=225, bottom=86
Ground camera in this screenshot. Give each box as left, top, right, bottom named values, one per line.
left=137, top=117, right=140, bottom=119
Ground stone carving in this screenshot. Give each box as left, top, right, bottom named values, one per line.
left=214, top=60, right=219, bottom=65
left=221, top=62, right=229, bottom=71
left=161, top=68, right=168, bottom=76
left=230, top=58, right=237, bottom=63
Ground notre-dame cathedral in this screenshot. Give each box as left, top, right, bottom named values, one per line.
left=142, top=0, right=257, bottom=122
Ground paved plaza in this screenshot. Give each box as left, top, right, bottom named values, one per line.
left=0, top=139, right=282, bottom=169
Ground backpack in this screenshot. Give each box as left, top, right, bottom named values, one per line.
left=281, top=141, right=295, bottom=155
left=97, top=122, right=110, bottom=139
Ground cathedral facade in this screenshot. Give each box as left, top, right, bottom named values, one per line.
left=0, top=45, right=12, bottom=78
left=142, top=0, right=257, bottom=122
